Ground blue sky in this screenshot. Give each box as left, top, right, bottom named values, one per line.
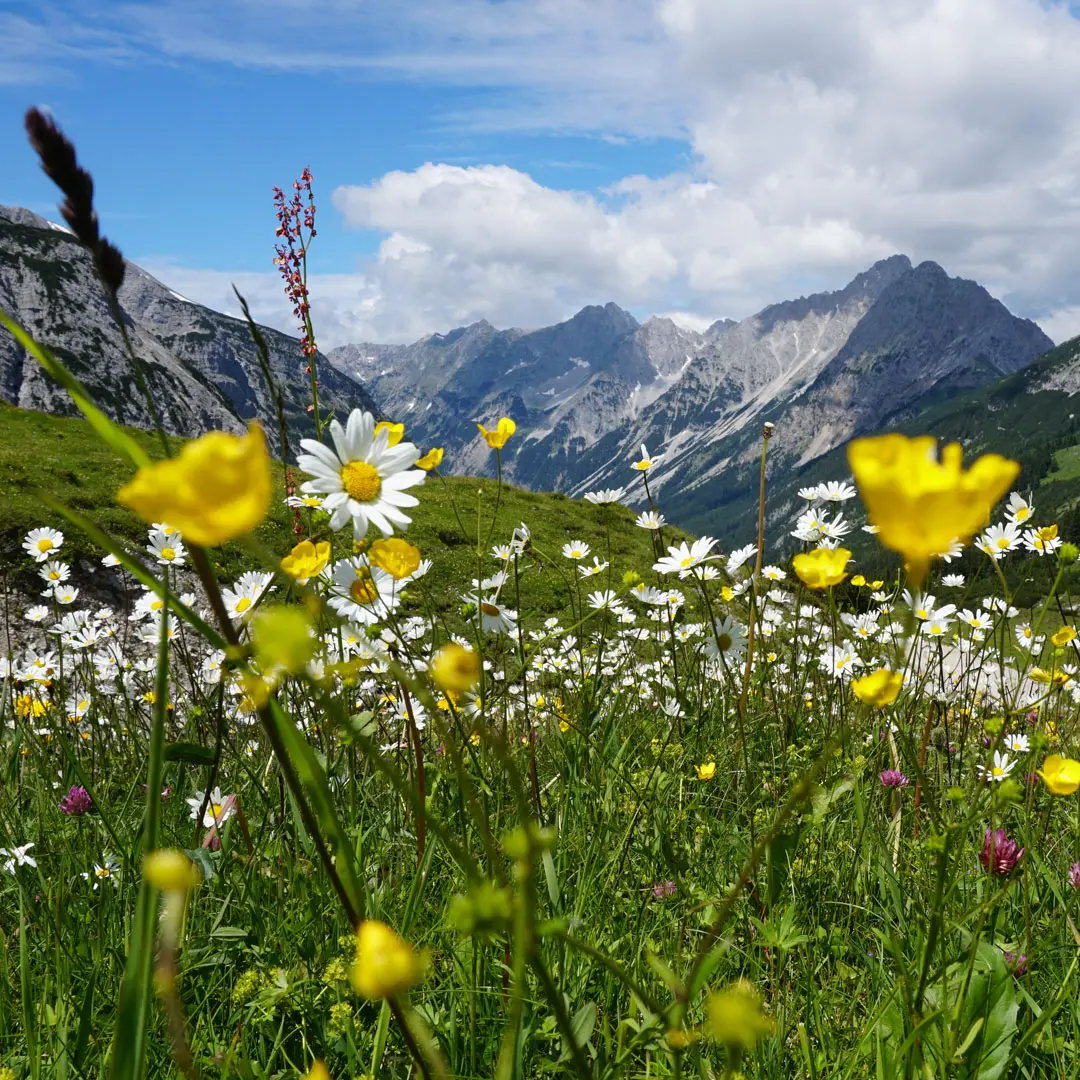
left=3, top=0, right=1080, bottom=345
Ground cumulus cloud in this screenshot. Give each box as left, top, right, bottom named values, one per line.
left=117, top=0, right=1080, bottom=344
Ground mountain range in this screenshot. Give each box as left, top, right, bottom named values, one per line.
left=2, top=201, right=1074, bottom=550
left=0, top=205, right=376, bottom=449
left=330, top=254, right=1053, bottom=526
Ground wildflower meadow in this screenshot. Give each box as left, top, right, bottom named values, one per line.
left=7, top=110, right=1080, bottom=1080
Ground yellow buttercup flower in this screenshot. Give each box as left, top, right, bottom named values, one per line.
left=117, top=423, right=271, bottom=547
left=792, top=547, right=851, bottom=590
left=431, top=643, right=481, bottom=693
left=302, top=1063, right=331, bottom=1080
left=1038, top=754, right=1080, bottom=795
left=851, top=668, right=903, bottom=707
left=350, top=920, right=427, bottom=1000
left=1052, top=625, right=1077, bottom=648
left=695, top=761, right=716, bottom=781
left=706, top=981, right=774, bottom=1051
left=850, top=574, right=866, bottom=586
left=415, top=447, right=444, bottom=470
left=477, top=417, right=516, bottom=449
left=367, top=537, right=421, bottom=580
left=280, top=539, right=331, bottom=580
left=374, top=421, right=405, bottom=446
left=847, top=434, right=1018, bottom=583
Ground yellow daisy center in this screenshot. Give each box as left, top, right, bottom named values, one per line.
left=161, top=546, right=176, bottom=560
left=480, top=602, right=500, bottom=616
left=350, top=570, right=379, bottom=605
left=680, top=556, right=695, bottom=568
left=37, top=538, right=53, bottom=552
left=342, top=461, right=382, bottom=503
left=717, top=633, right=733, bottom=652
left=210, top=803, right=225, bottom=819
left=235, top=596, right=252, bottom=613
left=151, top=599, right=164, bottom=611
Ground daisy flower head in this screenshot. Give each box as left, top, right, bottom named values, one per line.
left=1005, top=491, right=1034, bottom=525
left=653, top=536, right=719, bottom=576
left=706, top=615, right=747, bottom=662
left=296, top=408, right=425, bottom=539
left=562, top=540, right=591, bottom=560
left=185, top=786, right=236, bottom=828
left=635, top=510, right=665, bottom=530
left=147, top=530, right=187, bottom=567
left=818, top=480, right=857, bottom=502
left=579, top=556, right=609, bottom=577
left=52, top=585, right=79, bottom=605
left=24, top=605, right=49, bottom=623
left=977, top=750, right=1015, bottom=783
left=941, top=574, right=965, bottom=587
left=798, top=484, right=825, bottom=502
left=726, top=543, right=757, bottom=574
left=2, top=842, right=37, bottom=873
left=24, top=527, right=63, bottom=563
left=977, top=521, right=1022, bottom=559
left=328, top=559, right=400, bottom=625
left=583, top=488, right=623, bottom=505
left=39, top=560, right=70, bottom=584
left=468, top=594, right=518, bottom=635
left=631, top=444, right=661, bottom=472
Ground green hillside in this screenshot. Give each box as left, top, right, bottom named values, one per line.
left=0, top=401, right=686, bottom=612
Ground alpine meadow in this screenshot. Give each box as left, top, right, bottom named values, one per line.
left=8, top=61, right=1080, bottom=1080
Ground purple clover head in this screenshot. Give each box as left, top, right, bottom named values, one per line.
left=59, top=785, right=92, bottom=816
left=880, top=770, right=910, bottom=789
left=651, top=880, right=677, bottom=899
left=980, top=828, right=1024, bottom=875
left=1004, top=951, right=1028, bottom=977
left=1069, top=862, right=1080, bottom=890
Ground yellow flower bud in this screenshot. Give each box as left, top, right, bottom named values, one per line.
left=350, top=920, right=427, bottom=1000
left=706, top=981, right=774, bottom=1051
left=144, top=849, right=200, bottom=893
left=431, top=643, right=481, bottom=693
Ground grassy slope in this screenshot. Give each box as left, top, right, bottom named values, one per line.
left=0, top=400, right=687, bottom=610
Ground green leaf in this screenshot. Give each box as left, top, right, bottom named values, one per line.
left=0, top=308, right=151, bottom=470
left=569, top=1002, right=597, bottom=1049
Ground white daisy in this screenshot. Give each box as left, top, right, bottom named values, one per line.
left=583, top=488, right=623, bottom=505
left=562, top=540, right=591, bottom=560
left=147, top=531, right=187, bottom=567
left=185, top=786, right=236, bottom=828
left=296, top=408, right=426, bottom=538
left=635, top=511, right=665, bottom=530
left=653, top=536, right=719, bottom=576
left=327, top=559, right=400, bottom=625
left=23, top=527, right=63, bottom=563
left=631, top=444, right=661, bottom=472
left=976, top=750, right=1015, bottom=782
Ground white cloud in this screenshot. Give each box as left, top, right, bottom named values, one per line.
left=118, top=1, right=1080, bottom=346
